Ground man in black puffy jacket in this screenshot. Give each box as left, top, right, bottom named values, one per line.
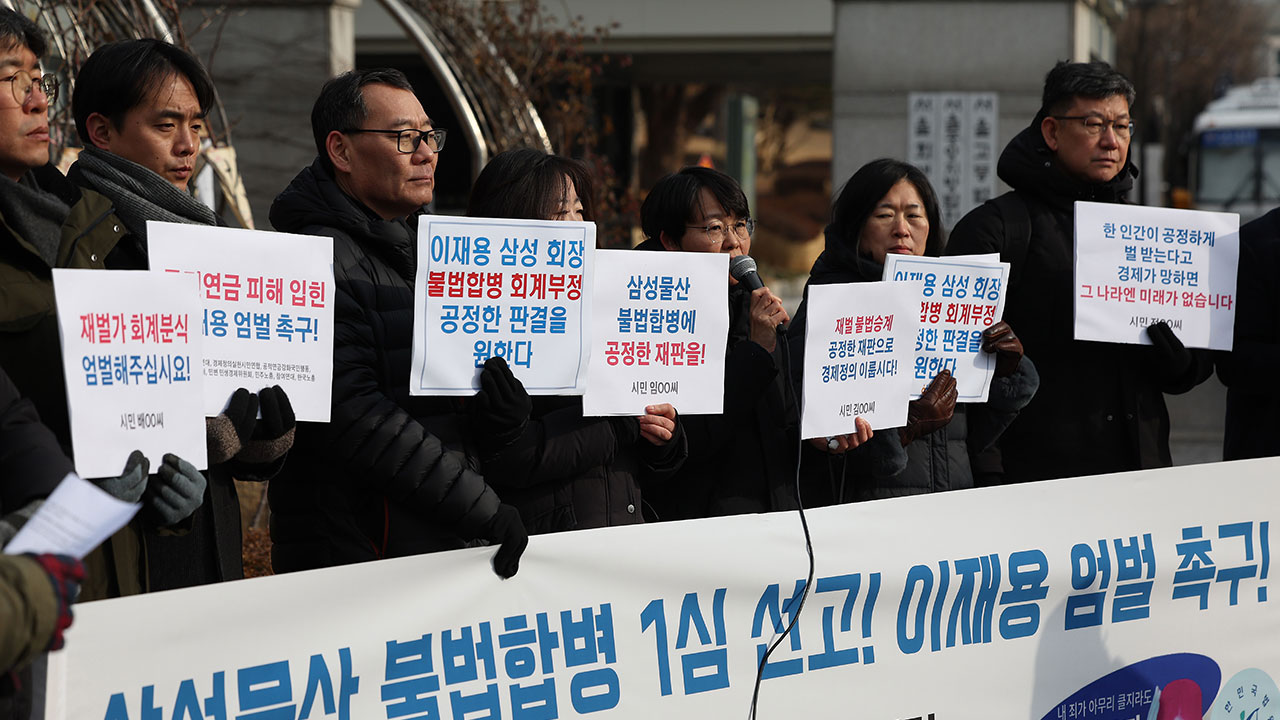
left=268, top=68, right=527, bottom=577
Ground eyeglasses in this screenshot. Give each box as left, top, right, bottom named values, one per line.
left=1052, top=115, right=1133, bottom=138
left=685, top=217, right=755, bottom=244
left=3, top=69, right=58, bottom=106
left=342, top=127, right=446, bottom=154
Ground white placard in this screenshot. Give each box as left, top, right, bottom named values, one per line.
left=53, top=269, right=206, bottom=477
left=800, top=281, right=919, bottom=438
left=411, top=216, right=595, bottom=395
left=582, top=250, right=728, bottom=415
left=1074, top=202, right=1239, bottom=350
left=4, top=474, right=139, bottom=559
left=883, top=254, right=1010, bottom=402
left=147, top=222, right=336, bottom=421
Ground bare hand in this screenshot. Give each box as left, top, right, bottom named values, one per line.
left=748, top=287, right=790, bottom=352
left=807, top=417, right=873, bottom=454
left=638, top=403, right=677, bottom=446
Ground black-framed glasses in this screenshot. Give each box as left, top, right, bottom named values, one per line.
left=686, top=217, right=755, bottom=244
left=1052, top=115, right=1133, bottom=138
left=343, top=127, right=447, bottom=154
left=3, top=69, right=58, bottom=106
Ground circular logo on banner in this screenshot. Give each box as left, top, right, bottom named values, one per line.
left=1210, top=668, right=1279, bottom=720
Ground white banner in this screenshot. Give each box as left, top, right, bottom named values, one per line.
left=883, top=253, right=1010, bottom=402
left=48, top=459, right=1280, bottom=719
left=411, top=216, right=595, bottom=396
left=582, top=250, right=728, bottom=416
left=1074, top=202, right=1239, bottom=350
left=800, top=281, right=918, bottom=438
left=147, top=222, right=335, bottom=421
left=52, top=268, right=206, bottom=477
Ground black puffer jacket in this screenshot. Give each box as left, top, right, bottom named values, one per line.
left=787, top=228, right=1038, bottom=502
left=945, top=123, right=1211, bottom=481
left=267, top=159, right=501, bottom=571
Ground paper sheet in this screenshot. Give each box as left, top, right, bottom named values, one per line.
left=4, top=473, right=140, bottom=559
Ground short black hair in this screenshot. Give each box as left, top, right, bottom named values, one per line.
left=0, top=8, right=46, bottom=58
left=311, top=68, right=415, bottom=173
left=466, top=147, right=595, bottom=222
left=72, top=39, right=216, bottom=144
left=1039, top=60, right=1136, bottom=118
left=640, top=166, right=750, bottom=248
left=831, top=158, right=944, bottom=258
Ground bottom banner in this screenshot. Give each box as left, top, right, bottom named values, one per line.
left=50, top=458, right=1279, bottom=719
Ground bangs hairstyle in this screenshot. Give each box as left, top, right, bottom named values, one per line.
left=0, top=8, right=45, bottom=58
left=466, top=147, right=596, bottom=222
left=640, top=166, right=749, bottom=247
left=72, top=39, right=216, bottom=144
left=1039, top=60, right=1136, bottom=119
left=831, top=158, right=944, bottom=258
left=311, top=68, right=414, bottom=174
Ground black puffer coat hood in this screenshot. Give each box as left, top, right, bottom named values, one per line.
left=997, top=122, right=1138, bottom=214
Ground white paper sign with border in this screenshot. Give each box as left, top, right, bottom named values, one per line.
left=147, top=222, right=335, bottom=421
left=583, top=249, right=728, bottom=415
left=801, top=281, right=919, bottom=438
left=1074, top=201, right=1239, bottom=350
left=411, top=215, right=595, bottom=395
left=882, top=253, right=1010, bottom=402
left=53, top=268, right=207, bottom=477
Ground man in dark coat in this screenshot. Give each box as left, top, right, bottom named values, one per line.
left=268, top=68, right=526, bottom=576
left=946, top=61, right=1211, bottom=482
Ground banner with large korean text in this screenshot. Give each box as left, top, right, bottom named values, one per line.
left=146, top=222, right=335, bottom=421
left=47, top=459, right=1279, bottom=719
left=52, top=268, right=206, bottom=477
left=1074, top=202, right=1239, bottom=349
left=582, top=250, right=728, bottom=415
left=800, top=281, right=919, bottom=438
left=882, top=253, right=1010, bottom=402
left=411, top=215, right=595, bottom=396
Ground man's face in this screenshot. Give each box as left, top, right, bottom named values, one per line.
left=88, top=72, right=204, bottom=190
left=334, top=84, right=437, bottom=220
left=0, top=43, right=51, bottom=181
left=1041, top=94, right=1131, bottom=185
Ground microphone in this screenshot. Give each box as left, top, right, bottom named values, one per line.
left=729, top=254, right=765, bottom=292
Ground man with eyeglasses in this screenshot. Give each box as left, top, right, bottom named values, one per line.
left=268, top=68, right=527, bottom=578
left=946, top=60, right=1211, bottom=483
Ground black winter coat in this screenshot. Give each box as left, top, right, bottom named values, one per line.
left=787, top=229, right=1038, bottom=502
left=945, top=123, right=1211, bottom=481
left=267, top=159, right=501, bottom=571
left=1218, top=208, right=1280, bottom=460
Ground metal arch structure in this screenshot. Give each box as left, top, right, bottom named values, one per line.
left=374, top=0, right=553, bottom=180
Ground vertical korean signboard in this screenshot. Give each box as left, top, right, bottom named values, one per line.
left=908, top=92, right=998, bottom=228
left=53, top=269, right=206, bottom=478
left=411, top=216, right=595, bottom=395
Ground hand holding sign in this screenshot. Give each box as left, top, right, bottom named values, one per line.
left=638, top=403, right=678, bottom=446
left=899, top=369, right=957, bottom=447
left=981, top=322, right=1023, bottom=378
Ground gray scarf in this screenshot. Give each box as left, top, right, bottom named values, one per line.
left=73, top=146, right=218, bottom=240
left=0, top=171, right=70, bottom=266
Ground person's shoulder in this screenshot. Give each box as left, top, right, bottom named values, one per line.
left=944, top=192, right=1016, bottom=255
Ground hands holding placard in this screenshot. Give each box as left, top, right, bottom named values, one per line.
left=89, top=449, right=207, bottom=527
left=981, top=322, right=1024, bottom=378
left=206, top=387, right=296, bottom=467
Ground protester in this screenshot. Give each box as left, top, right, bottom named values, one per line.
left=268, top=69, right=527, bottom=577
left=66, top=38, right=292, bottom=590
left=788, top=159, right=1038, bottom=501
left=945, top=61, right=1211, bottom=482
left=465, top=147, right=686, bottom=532
left=636, top=166, right=810, bottom=518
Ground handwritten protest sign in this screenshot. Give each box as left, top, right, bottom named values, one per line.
left=147, top=222, right=335, bottom=421
left=53, top=269, right=206, bottom=477
left=411, top=215, right=595, bottom=395
left=582, top=250, right=727, bottom=415
left=883, top=254, right=1009, bottom=402
left=1074, top=202, right=1239, bottom=350
left=801, top=281, right=919, bottom=438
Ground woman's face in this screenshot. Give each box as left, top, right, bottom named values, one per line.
left=858, top=178, right=929, bottom=264
left=659, top=187, right=752, bottom=284
left=550, top=174, right=584, bottom=222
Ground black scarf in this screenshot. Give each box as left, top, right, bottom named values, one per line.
left=0, top=171, right=70, bottom=265
left=72, top=146, right=218, bottom=241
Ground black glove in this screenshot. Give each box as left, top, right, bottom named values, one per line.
left=1148, top=321, right=1191, bottom=383
left=471, top=357, right=532, bottom=447
left=235, top=386, right=295, bottom=464
left=484, top=504, right=528, bottom=579
left=93, top=449, right=150, bottom=503
left=144, top=454, right=207, bottom=526
left=206, top=388, right=258, bottom=464
left=981, top=321, right=1024, bottom=378
left=900, top=369, right=957, bottom=447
